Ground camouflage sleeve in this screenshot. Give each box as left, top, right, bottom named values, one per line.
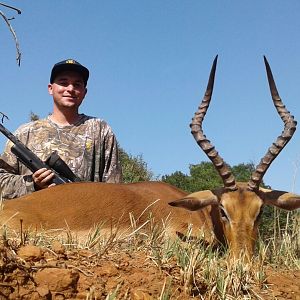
left=102, top=128, right=123, bottom=183
left=0, top=140, right=35, bottom=199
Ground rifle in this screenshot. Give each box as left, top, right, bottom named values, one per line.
left=0, top=121, right=80, bottom=185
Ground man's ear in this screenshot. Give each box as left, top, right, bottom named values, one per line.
left=48, top=84, right=53, bottom=95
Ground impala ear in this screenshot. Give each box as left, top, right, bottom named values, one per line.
left=168, top=190, right=218, bottom=211
left=260, top=188, right=300, bottom=211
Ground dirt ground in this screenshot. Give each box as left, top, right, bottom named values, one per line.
left=0, top=240, right=299, bottom=300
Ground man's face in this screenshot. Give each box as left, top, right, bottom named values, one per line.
left=48, top=71, right=87, bottom=110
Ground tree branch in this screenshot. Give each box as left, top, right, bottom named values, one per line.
left=0, top=111, right=9, bottom=123
left=0, top=2, right=21, bottom=14
left=0, top=3, right=21, bottom=65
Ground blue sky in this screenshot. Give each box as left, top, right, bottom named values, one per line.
left=1, top=1, right=300, bottom=193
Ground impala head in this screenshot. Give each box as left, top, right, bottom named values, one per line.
left=170, top=56, right=300, bottom=259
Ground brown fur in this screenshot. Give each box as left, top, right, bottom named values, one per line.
left=0, top=181, right=213, bottom=239
left=1, top=181, right=299, bottom=258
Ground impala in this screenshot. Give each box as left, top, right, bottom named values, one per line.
left=1, top=56, right=299, bottom=259
left=169, top=56, right=300, bottom=257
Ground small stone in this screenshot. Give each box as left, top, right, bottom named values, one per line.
left=18, top=245, right=43, bottom=261
left=51, top=241, right=66, bottom=255
left=35, top=268, right=79, bottom=293
left=36, top=286, right=50, bottom=297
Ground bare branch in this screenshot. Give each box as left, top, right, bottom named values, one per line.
left=0, top=3, right=21, bottom=66
left=0, top=2, right=21, bottom=14
left=0, top=112, right=9, bottom=123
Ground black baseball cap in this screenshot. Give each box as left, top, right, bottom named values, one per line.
left=50, top=59, right=89, bottom=86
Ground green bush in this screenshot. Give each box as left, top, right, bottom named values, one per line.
left=119, top=147, right=154, bottom=183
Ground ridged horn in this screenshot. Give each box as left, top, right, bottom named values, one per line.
left=248, top=56, right=297, bottom=191
left=190, top=55, right=237, bottom=191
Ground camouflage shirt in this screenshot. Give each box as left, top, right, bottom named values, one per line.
left=0, top=114, right=122, bottom=199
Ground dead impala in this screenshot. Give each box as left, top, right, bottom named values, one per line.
left=1, top=56, right=299, bottom=259
left=169, top=56, right=300, bottom=258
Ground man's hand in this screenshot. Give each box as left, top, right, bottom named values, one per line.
left=32, top=168, right=56, bottom=190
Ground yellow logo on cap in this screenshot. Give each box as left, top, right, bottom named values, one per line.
left=66, top=59, right=75, bottom=64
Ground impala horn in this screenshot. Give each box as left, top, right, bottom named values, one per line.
left=190, top=55, right=237, bottom=191
left=248, top=56, right=297, bottom=191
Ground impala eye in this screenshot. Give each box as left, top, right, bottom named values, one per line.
left=219, top=205, right=229, bottom=222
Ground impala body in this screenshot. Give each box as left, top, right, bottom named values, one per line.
left=0, top=181, right=214, bottom=240
left=1, top=56, right=300, bottom=259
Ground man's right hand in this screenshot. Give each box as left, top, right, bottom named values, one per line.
left=32, top=168, right=56, bottom=190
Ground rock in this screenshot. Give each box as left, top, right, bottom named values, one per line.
left=36, top=286, right=50, bottom=297
left=18, top=245, right=44, bottom=261
left=35, top=268, right=79, bottom=293
left=51, top=241, right=66, bottom=255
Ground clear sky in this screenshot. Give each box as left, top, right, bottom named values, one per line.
left=1, top=1, right=300, bottom=193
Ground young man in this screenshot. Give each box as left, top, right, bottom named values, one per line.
left=0, top=59, right=122, bottom=199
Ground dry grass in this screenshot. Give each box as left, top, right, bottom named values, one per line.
left=2, top=214, right=299, bottom=299
left=0, top=193, right=299, bottom=299
left=257, top=210, right=300, bottom=269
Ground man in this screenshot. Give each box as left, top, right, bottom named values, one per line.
left=0, top=59, right=122, bottom=199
